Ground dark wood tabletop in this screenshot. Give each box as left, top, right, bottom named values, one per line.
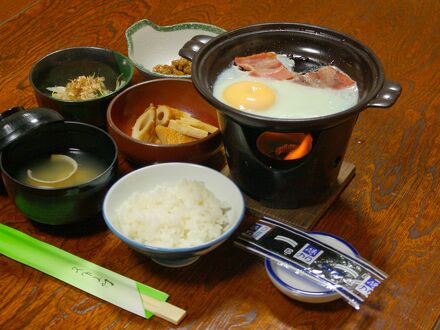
left=1, top=0, right=439, bottom=329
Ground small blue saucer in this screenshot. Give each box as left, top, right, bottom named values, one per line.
left=265, top=232, right=359, bottom=303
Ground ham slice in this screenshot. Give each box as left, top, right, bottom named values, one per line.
left=234, top=52, right=295, bottom=80
left=292, top=66, right=356, bottom=90
left=234, top=52, right=356, bottom=90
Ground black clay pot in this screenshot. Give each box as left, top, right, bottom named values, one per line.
left=180, top=23, right=401, bottom=208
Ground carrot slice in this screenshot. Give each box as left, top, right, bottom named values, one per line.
left=284, top=133, right=313, bottom=160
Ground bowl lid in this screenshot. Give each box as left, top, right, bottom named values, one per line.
left=265, top=231, right=359, bottom=303
left=0, top=106, right=64, bottom=152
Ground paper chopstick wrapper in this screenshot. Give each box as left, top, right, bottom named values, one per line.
left=0, top=224, right=186, bottom=324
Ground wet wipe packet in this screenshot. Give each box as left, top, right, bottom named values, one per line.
left=234, top=217, right=387, bottom=309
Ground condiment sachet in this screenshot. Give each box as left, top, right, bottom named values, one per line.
left=235, top=217, right=387, bottom=309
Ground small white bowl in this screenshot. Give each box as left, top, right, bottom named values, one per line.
left=126, top=19, right=225, bottom=80
left=103, top=162, right=245, bottom=267
left=265, top=232, right=359, bottom=303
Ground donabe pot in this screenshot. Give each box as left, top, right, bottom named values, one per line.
left=180, top=23, right=401, bottom=208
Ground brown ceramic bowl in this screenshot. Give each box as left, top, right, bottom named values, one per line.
left=106, top=79, right=222, bottom=165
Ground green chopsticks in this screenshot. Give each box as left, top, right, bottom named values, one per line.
left=0, top=224, right=186, bottom=324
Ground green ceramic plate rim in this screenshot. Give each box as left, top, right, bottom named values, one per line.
left=125, top=19, right=226, bottom=78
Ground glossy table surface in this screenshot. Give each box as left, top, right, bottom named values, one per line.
left=0, top=0, right=439, bottom=329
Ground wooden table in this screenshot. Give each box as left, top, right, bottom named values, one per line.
left=0, top=1, right=439, bottom=329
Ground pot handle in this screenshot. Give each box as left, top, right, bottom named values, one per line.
left=367, top=80, right=402, bottom=108
left=179, top=35, right=214, bottom=61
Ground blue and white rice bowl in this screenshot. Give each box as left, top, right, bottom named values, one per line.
left=103, top=162, right=245, bottom=267
left=265, top=232, right=359, bottom=303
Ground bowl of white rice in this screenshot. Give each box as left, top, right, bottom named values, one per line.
left=102, top=162, right=245, bottom=267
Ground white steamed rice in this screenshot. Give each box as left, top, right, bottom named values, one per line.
left=116, top=179, right=231, bottom=248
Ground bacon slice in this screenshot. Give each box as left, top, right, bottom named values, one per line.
left=234, top=52, right=356, bottom=89
left=292, top=66, right=356, bottom=90
left=234, top=52, right=295, bottom=80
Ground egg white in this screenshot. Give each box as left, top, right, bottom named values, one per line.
left=212, top=65, right=359, bottom=119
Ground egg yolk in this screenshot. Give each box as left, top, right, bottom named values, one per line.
left=223, top=81, right=275, bottom=111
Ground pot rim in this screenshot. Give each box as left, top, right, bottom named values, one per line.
left=189, top=22, right=386, bottom=130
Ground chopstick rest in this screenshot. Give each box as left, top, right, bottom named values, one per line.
left=0, top=224, right=187, bottom=325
